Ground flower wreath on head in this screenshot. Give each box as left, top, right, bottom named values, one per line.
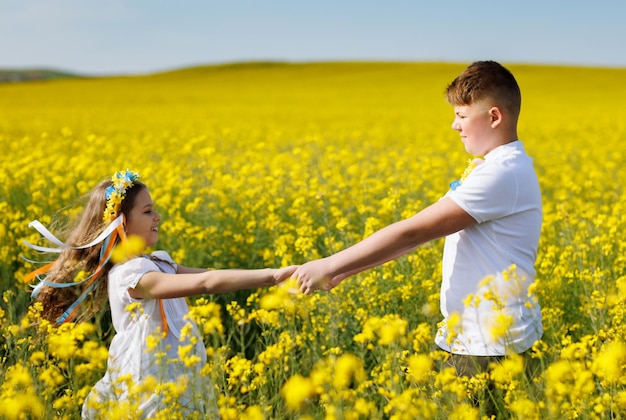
left=103, top=169, right=141, bottom=224
left=22, top=169, right=141, bottom=326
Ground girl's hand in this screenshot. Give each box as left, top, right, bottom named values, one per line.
left=273, top=265, right=298, bottom=284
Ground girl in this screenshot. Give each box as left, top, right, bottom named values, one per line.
left=24, top=170, right=295, bottom=418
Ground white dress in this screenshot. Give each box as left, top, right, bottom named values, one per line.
left=82, top=251, right=219, bottom=418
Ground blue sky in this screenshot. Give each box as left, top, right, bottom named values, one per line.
left=2, top=0, right=625, bottom=75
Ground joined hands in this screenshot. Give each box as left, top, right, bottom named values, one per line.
left=288, top=258, right=346, bottom=295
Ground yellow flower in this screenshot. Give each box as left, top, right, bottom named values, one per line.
left=178, top=344, right=202, bottom=368
left=53, top=392, right=73, bottom=411
left=411, top=322, right=433, bottom=352
left=73, top=270, right=88, bottom=283
left=111, top=235, right=146, bottom=264
left=48, top=330, right=79, bottom=360
left=333, top=353, right=367, bottom=389
left=354, top=316, right=379, bottom=343
left=226, top=301, right=247, bottom=325
left=39, top=365, right=65, bottom=388
left=354, top=314, right=408, bottom=346
left=460, top=158, right=483, bottom=182
left=259, top=289, right=293, bottom=312
left=378, top=316, right=408, bottom=345
left=281, top=374, right=315, bottom=411
left=444, top=312, right=462, bottom=346
left=28, top=351, right=46, bottom=366
left=489, top=311, right=513, bottom=342
left=592, top=340, right=626, bottom=384
left=242, top=405, right=264, bottom=420
left=225, top=355, right=253, bottom=392
left=0, top=363, right=45, bottom=419
left=449, top=403, right=479, bottom=420
left=509, top=397, right=540, bottom=420
left=384, top=388, right=438, bottom=419
left=186, top=298, right=224, bottom=335
left=615, top=390, right=626, bottom=411
left=489, top=352, right=524, bottom=384
left=406, top=353, right=432, bottom=383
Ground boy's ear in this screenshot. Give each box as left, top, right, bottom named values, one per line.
left=489, top=106, right=503, bottom=128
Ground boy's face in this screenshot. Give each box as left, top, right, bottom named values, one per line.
left=451, top=101, right=497, bottom=156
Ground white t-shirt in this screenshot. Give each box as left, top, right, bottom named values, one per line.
left=435, top=141, right=543, bottom=356
left=82, top=251, right=218, bottom=418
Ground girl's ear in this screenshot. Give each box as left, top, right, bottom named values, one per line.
left=489, top=106, right=503, bottom=128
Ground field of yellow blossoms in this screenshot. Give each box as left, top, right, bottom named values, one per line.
left=1, top=62, right=626, bottom=419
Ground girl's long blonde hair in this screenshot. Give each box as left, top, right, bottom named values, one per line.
left=35, top=179, right=147, bottom=324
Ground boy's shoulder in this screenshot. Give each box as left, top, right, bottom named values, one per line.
left=459, top=142, right=537, bottom=195
left=482, top=141, right=533, bottom=170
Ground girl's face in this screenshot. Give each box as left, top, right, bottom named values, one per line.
left=125, top=188, right=160, bottom=247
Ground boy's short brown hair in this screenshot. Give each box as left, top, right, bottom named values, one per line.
left=446, top=61, right=521, bottom=118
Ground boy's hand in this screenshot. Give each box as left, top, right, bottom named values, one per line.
left=293, top=259, right=345, bottom=294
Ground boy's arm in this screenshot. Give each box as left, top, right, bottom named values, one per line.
left=294, top=197, right=475, bottom=294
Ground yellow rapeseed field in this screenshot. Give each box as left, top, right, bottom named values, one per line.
left=1, top=62, right=625, bottom=419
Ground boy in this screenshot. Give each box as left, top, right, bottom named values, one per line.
left=292, top=61, right=543, bottom=376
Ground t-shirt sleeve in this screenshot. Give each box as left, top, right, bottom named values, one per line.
left=448, top=163, right=519, bottom=223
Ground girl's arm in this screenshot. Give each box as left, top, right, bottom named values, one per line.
left=176, top=265, right=209, bottom=274
left=129, top=266, right=296, bottom=300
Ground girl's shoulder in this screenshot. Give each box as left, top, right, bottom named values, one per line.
left=108, top=251, right=177, bottom=290
left=110, top=251, right=175, bottom=276
left=147, top=250, right=178, bottom=273
left=149, top=250, right=175, bottom=265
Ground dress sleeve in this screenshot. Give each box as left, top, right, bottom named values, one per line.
left=150, top=250, right=178, bottom=272
left=111, top=257, right=163, bottom=293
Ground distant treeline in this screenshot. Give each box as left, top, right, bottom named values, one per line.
left=0, top=69, right=81, bottom=83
